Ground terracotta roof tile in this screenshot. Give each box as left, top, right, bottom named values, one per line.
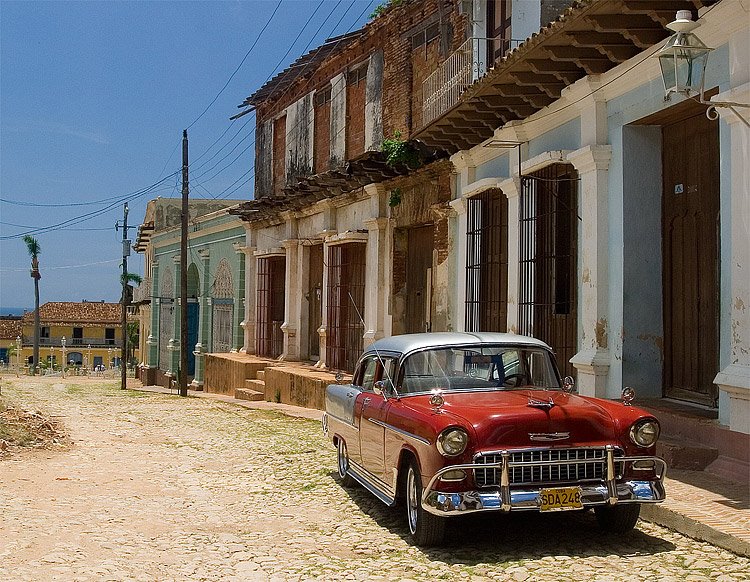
left=21, top=302, right=121, bottom=326
left=0, top=319, right=23, bottom=340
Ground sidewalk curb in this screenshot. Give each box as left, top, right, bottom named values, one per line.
left=641, top=504, right=750, bottom=558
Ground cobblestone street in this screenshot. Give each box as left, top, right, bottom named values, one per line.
left=1, top=377, right=748, bottom=581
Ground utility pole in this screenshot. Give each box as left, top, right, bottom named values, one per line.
left=179, top=129, right=189, bottom=397
left=116, top=203, right=131, bottom=390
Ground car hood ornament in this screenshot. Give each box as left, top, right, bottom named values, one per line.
left=527, top=396, right=555, bottom=410
left=529, top=432, right=570, bottom=442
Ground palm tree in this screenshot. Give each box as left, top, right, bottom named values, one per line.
left=23, top=235, right=41, bottom=375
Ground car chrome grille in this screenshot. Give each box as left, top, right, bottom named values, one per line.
left=474, top=448, right=624, bottom=487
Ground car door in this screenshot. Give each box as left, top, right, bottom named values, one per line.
left=355, top=355, right=396, bottom=484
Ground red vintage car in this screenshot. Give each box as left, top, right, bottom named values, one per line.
left=322, top=332, right=665, bottom=546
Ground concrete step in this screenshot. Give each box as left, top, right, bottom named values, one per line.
left=657, top=437, right=719, bottom=471
left=234, top=387, right=264, bottom=401
left=256, top=370, right=266, bottom=381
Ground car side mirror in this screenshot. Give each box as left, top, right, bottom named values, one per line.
left=374, top=379, right=395, bottom=399
left=562, top=376, right=575, bottom=393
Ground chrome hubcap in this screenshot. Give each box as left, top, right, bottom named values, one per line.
left=337, top=441, right=348, bottom=477
left=407, top=467, right=418, bottom=534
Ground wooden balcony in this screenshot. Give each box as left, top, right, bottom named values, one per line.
left=422, top=37, right=521, bottom=127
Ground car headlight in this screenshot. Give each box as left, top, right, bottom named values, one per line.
left=437, top=428, right=468, bottom=457
left=630, top=419, right=660, bottom=447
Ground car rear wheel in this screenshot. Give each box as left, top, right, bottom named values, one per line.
left=595, top=503, right=641, bottom=533
left=405, top=460, right=446, bottom=546
left=336, top=439, right=355, bottom=487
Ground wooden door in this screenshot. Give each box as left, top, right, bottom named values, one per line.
left=662, top=113, right=719, bottom=406
left=406, top=225, right=434, bottom=333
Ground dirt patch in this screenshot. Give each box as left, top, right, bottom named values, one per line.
left=0, top=400, right=69, bottom=457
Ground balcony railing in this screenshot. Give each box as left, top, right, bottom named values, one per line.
left=32, top=337, right=122, bottom=348
left=422, top=37, right=522, bottom=127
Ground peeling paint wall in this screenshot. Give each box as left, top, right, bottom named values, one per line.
left=255, top=119, right=273, bottom=199
left=330, top=73, right=347, bottom=167
left=620, top=125, right=663, bottom=398
left=286, top=93, right=314, bottom=185
left=365, top=50, right=384, bottom=151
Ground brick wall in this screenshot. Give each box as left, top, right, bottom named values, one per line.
left=254, top=0, right=469, bottom=171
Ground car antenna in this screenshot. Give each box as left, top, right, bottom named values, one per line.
left=347, top=291, right=396, bottom=394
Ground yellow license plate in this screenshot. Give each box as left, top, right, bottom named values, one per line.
left=539, top=486, right=583, bottom=511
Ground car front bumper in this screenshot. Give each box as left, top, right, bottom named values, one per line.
left=421, top=449, right=667, bottom=516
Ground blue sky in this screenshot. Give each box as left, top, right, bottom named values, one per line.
left=0, top=0, right=375, bottom=310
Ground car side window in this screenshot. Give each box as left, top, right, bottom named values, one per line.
left=360, top=357, right=379, bottom=391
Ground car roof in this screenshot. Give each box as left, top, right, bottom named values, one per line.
left=362, top=332, right=551, bottom=357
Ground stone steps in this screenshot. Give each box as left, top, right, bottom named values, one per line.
left=236, top=377, right=265, bottom=401
left=657, top=437, right=719, bottom=471
left=256, top=370, right=266, bottom=381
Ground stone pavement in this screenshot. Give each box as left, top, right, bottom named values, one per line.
left=139, top=382, right=750, bottom=559
left=1, top=376, right=748, bottom=581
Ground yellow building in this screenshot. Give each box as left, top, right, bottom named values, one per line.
left=0, top=317, right=23, bottom=367
left=20, top=302, right=127, bottom=371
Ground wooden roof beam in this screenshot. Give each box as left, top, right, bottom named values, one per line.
left=586, top=13, right=668, bottom=47
left=509, top=71, right=572, bottom=94
left=544, top=45, right=615, bottom=75
left=565, top=31, right=641, bottom=61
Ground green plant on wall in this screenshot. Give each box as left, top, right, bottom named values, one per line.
left=389, top=188, right=402, bottom=208
left=382, top=131, right=422, bottom=170
left=370, top=0, right=406, bottom=19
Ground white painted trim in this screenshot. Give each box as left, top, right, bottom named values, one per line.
left=461, top=177, right=504, bottom=198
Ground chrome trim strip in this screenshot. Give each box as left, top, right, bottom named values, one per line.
left=366, top=417, right=431, bottom=446
left=423, top=479, right=667, bottom=516
left=326, top=412, right=360, bottom=431
left=421, top=456, right=666, bottom=516
left=345, top=460, right=397, bottom=507
left=528, top=432, right=570, bottom=441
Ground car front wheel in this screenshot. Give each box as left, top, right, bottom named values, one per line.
left=595, top=503, right=641, bottom=533
left=405, top=460, right=446, bottom=546
left=336, top=439, right=355, bottom=487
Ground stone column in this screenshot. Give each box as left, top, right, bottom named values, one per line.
left=145, top=259, right=160, bottom=384
left=237, top=240, right=257, bottom=355
left=167, top=255, right=181, bottom=378
left=448, top=197, right=468, bottom=332
left=499, top=177, right=522, bottom=335
left=363, top=217, right=389, bottom=345
left=567, top=145, right=613, bottom=397
left=191, top=249, right=211, bottom=389
left=713, top=84, right=750, bottom=434
left=233, top=243, right=246, bottom=352
left=281, top=238, right=301, bottom=360
left=316, top=238, right=330, bottom=369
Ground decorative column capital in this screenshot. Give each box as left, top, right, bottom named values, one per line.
left=198, top=248, right=210, bottom=259
left=362, top=217, right=389, bottom=231
left=449, top=197, right=468, bottom=215
left=499, top=176, right=522, bottom=199
left=567, top=145, right=612, bottom=174
left=172, top=255, right=180, bottom=264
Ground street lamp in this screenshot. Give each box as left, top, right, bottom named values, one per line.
left=15, top=335, right=21, bottom=377
left=87, top=343, right=91, bottom=374
left=61, top=336, right=67, bottom=378
left=107, top=347, right=112, bottom=372
left=49, top=343, right=54, bottom=374
left=658, top=10, right=749, bottom=125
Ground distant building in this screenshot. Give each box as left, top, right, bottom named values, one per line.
left=20, top=302, right=123, bottom=369
left=0, top=317, right=23, bottom=364
left=132, top=198, right=246, bottom=388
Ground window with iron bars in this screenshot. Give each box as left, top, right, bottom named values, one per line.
left=326, top=243, right=366, bottom=372
left=465, top=189, right=509, bottom=332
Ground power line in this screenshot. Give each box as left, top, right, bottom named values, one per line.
left=198, top=0, right=375, bottom=200
left=186, top=0, right=283, bottom=130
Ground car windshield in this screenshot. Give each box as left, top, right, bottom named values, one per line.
left=399, top=345, right=560, bottom=394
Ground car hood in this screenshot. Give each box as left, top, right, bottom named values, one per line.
left=404, top=390, right=617, bottom=449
